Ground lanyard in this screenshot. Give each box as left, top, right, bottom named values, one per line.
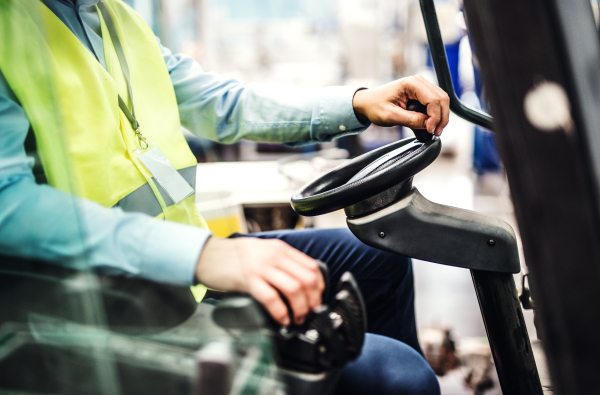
left=97, top=1, right=148, bottom=149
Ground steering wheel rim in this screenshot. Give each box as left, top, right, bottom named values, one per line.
left=291, top=137, right=441, bottom=216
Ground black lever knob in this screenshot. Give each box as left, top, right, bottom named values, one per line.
left=407, top=100, right=433, bottom=142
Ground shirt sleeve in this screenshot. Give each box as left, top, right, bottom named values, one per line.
left=0, top=69, right=208, bottom=286
left=158, top=39, right=371, bottom=145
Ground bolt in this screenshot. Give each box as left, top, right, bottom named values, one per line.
left=304, top=329, right=319, bottom=341
left=329, top=312, right=343, bottom=329
left=329, top=312, right=341, bottom=321
left=379, top=232, right=386, bottom=238
left=487, top=239, right=496, bottom=247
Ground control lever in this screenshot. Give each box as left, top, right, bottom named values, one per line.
left=519, top=273, right=535, bottom=310
left=407, top=99, right=433, bottom=142
left=273, top=271, right=367, bottom=373
left=212, top=263, right=368, bottom=374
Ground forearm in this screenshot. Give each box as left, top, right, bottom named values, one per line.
left=179, top=80, right=366, bottom=145
left=0, top=170, right=209, bottom=286
left=159, top=41, right=369, bottom=145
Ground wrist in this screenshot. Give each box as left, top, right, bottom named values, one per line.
left=195, top=237, right=244, bottom=292
left=194, top=236, right=213, bottom=284
left=352, top=89, right=370, bottom=125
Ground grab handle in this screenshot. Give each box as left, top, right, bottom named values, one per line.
left=419, top=0, right=495, bottom=131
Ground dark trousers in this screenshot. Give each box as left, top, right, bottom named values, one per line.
left=244, top=228, right=440, bottom=395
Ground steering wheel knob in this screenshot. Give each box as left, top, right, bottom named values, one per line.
left=407, top=99, right=434, bottom=143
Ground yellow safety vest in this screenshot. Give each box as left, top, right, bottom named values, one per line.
left=0, top=0, right=208, bottom=300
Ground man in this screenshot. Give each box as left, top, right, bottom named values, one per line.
left=0, top=0, right=449, bottom=393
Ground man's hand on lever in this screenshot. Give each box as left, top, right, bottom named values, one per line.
left=352, top=75, right=450, bottom=136
left=195, top=237, right=325, bottom=327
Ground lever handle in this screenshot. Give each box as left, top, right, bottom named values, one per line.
left=407, top=100, right=433, bottom=142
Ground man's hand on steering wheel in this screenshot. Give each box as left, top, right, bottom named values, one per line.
left=352, top=75, right=450, bottom=136
left=195, top=237, right=325, bottom=327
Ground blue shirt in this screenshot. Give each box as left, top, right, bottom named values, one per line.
left=0, top=0, right=368, bottom=286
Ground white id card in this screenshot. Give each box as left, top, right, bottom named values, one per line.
left=133, top=142, right=194, bottom=205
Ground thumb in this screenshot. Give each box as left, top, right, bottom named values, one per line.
left=393, top=107, right=428, bottom=130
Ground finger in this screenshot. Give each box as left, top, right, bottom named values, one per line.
left=405, top=76, right=441, bottom=105
left=425, top=99, right=442, bottom=135
left=277, top=256, right=324, bottom=309
left=281, top=241, right=321, bottom=270
left=264, top=268, right=310, bottom=325
left=435, top=93, right=450, bottom=136
left=249, top=278, right=290, bottom=326
left=385, top=106, right=428, bottom=129
left=283, top=248, right=325, bottom=287
left=268, top=240, right=326, bottom=302
left=403, top=78, right=443, bottom=133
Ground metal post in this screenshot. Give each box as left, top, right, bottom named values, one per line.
left=471, top=270, right=543, bottom=395
left=463, top=0, right=600, bottom=393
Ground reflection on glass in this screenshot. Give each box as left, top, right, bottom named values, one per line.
left=0, top=2, right=276, bottom=394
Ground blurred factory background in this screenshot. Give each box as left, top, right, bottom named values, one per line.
left=121, top=1, right=528, bottom=393
left=124, top=0, right=480, bottom=161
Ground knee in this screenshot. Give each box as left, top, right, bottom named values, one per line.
left=399, top=363, right=440, bottom=395
left=369, top=246, right=413, bottom=283
left=383, top=354, right=439, bottom=395
left=337, top=334, right=440, bottom=395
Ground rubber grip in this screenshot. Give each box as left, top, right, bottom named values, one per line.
left=407, top=100, right=433, bottom=142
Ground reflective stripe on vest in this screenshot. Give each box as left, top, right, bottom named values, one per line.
left=114, top=165, right=197, bottom=217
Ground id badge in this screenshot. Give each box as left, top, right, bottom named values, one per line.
left=133, top=141, right=194, bottom=205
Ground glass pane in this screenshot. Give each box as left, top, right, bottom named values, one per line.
left=0, top=2, right=276, bottom=394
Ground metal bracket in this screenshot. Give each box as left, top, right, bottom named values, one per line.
left=346, top=188, right=520, bottom=273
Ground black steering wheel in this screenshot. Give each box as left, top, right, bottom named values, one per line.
left=291, top=100, right=441, bottom=217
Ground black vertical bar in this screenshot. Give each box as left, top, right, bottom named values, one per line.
left=418, top=0, right=494, bottom=131
left=463, top=0, right=600, bottom=393
left=471, top=270, right=542, bottom=395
